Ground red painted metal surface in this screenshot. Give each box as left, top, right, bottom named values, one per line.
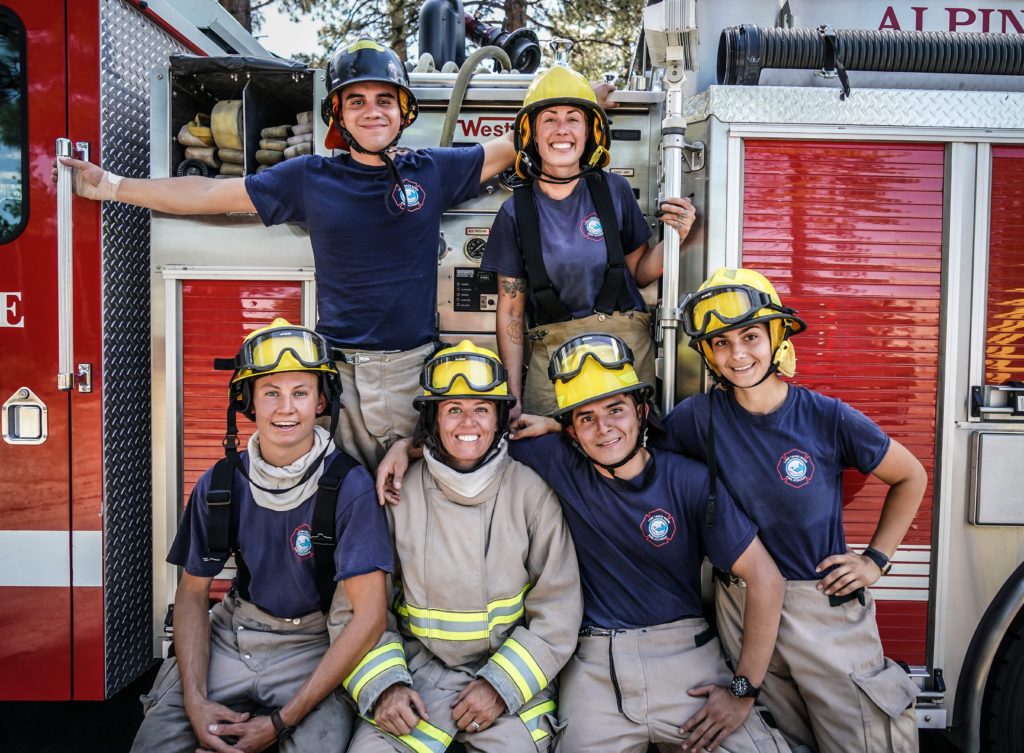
left=67, top=0, right=106, bottom=701
left=742, top=140, right=942, bottom=666
left=180, top=280, right=303, bottom=601
left=0, top=589, right=73, bottom=700
left=988, top=147, right=1024, bottom=385
left=0, top=0, right=74, bottom=700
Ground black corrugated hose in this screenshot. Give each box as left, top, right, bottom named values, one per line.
left=719, top=24, right=1024, bottom=95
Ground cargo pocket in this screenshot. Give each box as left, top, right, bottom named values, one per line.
left=139, top=656, right=182, bottom=715
left=518, top=696, right=563, bottom=752
left=850, top=658, right=919, bottom=752
left=724, top=705, right=792, bottom=752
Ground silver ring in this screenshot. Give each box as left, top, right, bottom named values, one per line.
left=471, top=721, right=480, bottom=730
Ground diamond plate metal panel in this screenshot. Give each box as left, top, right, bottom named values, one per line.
left=99, top=0, right=191, bottom=698
left=685, top=85, right=1024, bottom=132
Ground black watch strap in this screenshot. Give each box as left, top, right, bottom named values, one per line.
left=729, top=675, right=760, bottom=699
left=271, top=709, right=295, bottom=740
left=862, top=546, right=892, bottom=575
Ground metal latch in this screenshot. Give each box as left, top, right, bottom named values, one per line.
left=681, top=140, right=705, bottom=172
left=971, top=383, right=1024, bottom=420
left=2, top=386, right=48, bottom=445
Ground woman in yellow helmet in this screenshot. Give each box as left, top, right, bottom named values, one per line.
left=499, top=332, right=790, bottom=752
left=662, top=268, right=927, bottom=753
left=481, top=62, right=696, bottom=418
left=131, top=319, right=392, bottom=753
left=349, top=341, right=582, bottom=753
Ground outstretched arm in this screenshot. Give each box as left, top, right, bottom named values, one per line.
left=59, top=157, right=256, bottom=214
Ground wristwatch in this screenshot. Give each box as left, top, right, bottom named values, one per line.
left=271, top=708, right=295, bottom=741
left=729, top=675, right=760, bottom=700
left=862, top=546, right=892, bottom=576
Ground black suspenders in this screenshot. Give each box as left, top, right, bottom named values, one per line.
left=514, top=170, right=635, bottom=326
left=204, top=451, right=360, bottom=613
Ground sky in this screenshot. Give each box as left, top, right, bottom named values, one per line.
left=253, top=3, right=321, bottom=59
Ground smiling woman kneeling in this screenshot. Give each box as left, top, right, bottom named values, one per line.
left=348, top=341, right=582, bottom=753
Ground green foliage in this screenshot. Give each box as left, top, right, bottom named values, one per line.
left=254, top=0, right=643, bottom=81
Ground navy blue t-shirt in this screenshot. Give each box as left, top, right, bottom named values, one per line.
left=481, top=171, right=652, bottom=318
left=509, top=435, right=756, bottom=629
left=659, top=386, right=890, bottom=580
left=245, top=146, right=484, bottom=350
left=169, top=450, right=393, bottom=619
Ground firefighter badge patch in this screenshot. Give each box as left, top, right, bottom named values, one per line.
left=641, top=508, right=676, bottom=547
left=291, top=524, right=313, bottom=560
left=777, top=449, right=814, bottom=488
left=579, top=213, right=604, bottom=241
left=393, top=180, right=425, bottom=212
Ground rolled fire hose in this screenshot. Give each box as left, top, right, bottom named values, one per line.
left=211, top=100, right=244, bottom=150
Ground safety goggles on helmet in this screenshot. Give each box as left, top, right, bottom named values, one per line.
left=422, top=350, right=508, bottom=396
left=233, top=325, right=333, bottom=377
left=548, top=333, right=635, bottom=382
left=680, top=285, right=778, bottom=341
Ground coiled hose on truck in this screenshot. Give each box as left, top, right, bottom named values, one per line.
left=718, top=24, right=1024, bottom=96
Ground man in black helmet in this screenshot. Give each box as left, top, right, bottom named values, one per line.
left=58, top=38, right=609, bottom=471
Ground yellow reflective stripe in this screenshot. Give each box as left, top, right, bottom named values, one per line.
left=519, top=700, right=556, bottom=743
left=343, top=642, right=406, bottom=701
left=367, top=716, right=452, bottom=753
left=491, top=638, right=547, bottom=702
left=348, top=39, right=387, bottom=54
left=398, top=584, right=532, bottom=642
left=519, top=699, right=556, bottom=724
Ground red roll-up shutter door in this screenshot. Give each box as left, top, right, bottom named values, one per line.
left=989, top=147, right=1024, bottom=385
left=742, top=140, right=941, bottom=665
left=181, top=280, right=303, bottom=600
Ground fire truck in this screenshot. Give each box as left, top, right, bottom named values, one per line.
left=3, top=0, right=1024, bottom=751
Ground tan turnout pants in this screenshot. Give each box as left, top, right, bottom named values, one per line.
left=523, top=311, right=654, bottom=417
left=716, top=579, right=919, bottom=753
left=555, top=618, right=791, bottom=753
left=347, top=652, right=557, bottom=753
left=330, top=342, right=433, bottom=472
left=131, top=594, right=353, bottom=753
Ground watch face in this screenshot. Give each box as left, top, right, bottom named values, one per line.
left=730, top=675, right=757, bottom=698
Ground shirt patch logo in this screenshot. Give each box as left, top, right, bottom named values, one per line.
left=392, top=180, right=425, bottom=212
left=641, top=508, right=676, bottom=547
left=291, top=524, right=313, bottom=560
left=579, top=213, right=604, bottom=241
left=777, top=449, right=814, bottom=488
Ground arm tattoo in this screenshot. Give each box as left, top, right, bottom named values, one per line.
left=501, top=277, right=527, bottom=299
left=506, top=319, right=523, bottom=345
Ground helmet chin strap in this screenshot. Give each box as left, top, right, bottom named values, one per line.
left=334, top=120, right=409, bottom=216
left=708, top=322, right=795, bottom=391
left=573, top=403, right=650, bottom=479
left=221, top=391, right=340, bottom=494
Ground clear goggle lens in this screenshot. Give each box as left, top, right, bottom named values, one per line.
left=548, top=333, right=634, bottom=382
left=237, top=327, right=331, bottom=373
left=681, top=286, right=775, bottom=339
left=423, top=352, right=506, bottom=395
